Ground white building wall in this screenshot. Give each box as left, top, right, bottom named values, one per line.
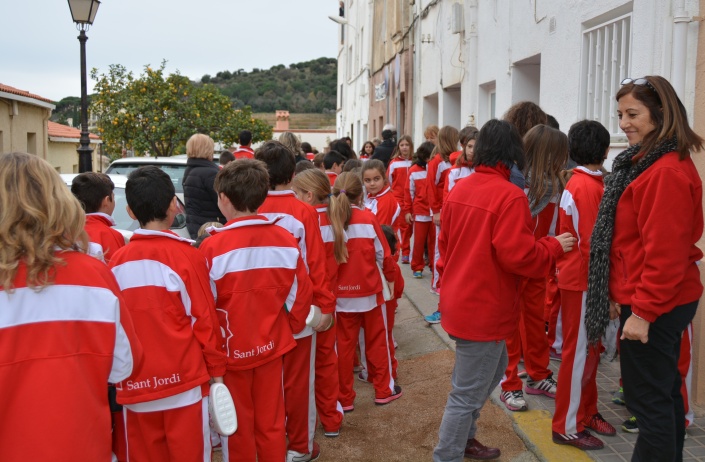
left=335, top=0, right=373, bottom=153
left=411, top=0, right=701, bottom=155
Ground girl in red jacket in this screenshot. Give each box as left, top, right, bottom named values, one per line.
left=0, top=152, right=143, bottom=462
left=387, top=135, right=414, bottom=263
left=291, top=168, right=345, bottom=438
left=501, top=125, right=568, bottom=412
left=330, top=172, right=402, bottom=411
left=446, top=127, right=478, bottom=197
left=424, top=125, right=459, bottom=323
left=403, top=141, right=436, bottom=279
left=362, top=159, right=401, bottom=228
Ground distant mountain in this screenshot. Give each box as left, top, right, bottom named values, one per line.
left=202, top=57, right=337, bottom=114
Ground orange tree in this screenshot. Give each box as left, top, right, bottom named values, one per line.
left=91, top=61, right=272, bottom=157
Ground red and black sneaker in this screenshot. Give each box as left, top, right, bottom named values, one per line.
left=583, top=413, right=617, bottom=436
left=552, top=430, right=604, bottom=450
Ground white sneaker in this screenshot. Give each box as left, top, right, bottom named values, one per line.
left=287, top=442, right=320, bottom=462
left=526, top=376, right=557, bottom=398
left=500, top=390, right=527, bottom=411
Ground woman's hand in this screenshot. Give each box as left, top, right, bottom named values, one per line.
left=609, top=300, right=621, bottom=320
left=621, top=315, right=650, bottom=343
left=554, top=233, right=577, bottom=253
left=405, top=213, right=414, bottom=225
left=433, top=213, right=441, bottom=226
left=314, top=313, right=334, bottom=332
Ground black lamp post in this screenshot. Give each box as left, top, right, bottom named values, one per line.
left=68, top=0, right=100, bottom=173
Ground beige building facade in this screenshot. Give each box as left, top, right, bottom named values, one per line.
left=0, top=84, right=54, bottom=159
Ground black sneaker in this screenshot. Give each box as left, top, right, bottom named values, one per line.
left=622, top=416, right=638, bottom=433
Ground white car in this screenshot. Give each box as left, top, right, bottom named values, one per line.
left=105, top=157, right=189, bottom=201
left=61, top=173, right=190, bottom=242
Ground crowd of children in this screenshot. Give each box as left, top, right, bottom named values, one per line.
left=1, top=97, right=698, bottom=462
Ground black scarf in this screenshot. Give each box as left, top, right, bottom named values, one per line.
left=585, top=137, right=679, bottom=344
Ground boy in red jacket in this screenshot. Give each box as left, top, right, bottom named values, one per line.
left=256, top=141, right=336, bottom=462
left=71, top=172, right=125, bottom=263
left=552, top=120, right=615, bottom=449
left=200, top=159, right=313, bottom=461
left=109, top=166, right=227, bottom=462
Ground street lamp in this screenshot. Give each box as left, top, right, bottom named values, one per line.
left=68, top=0, right=100, bottom=173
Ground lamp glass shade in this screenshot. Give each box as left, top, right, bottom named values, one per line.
left=68, top=0, right=100, bottom=24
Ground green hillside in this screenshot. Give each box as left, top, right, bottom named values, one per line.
left=202, top=57, right=337, bottom=114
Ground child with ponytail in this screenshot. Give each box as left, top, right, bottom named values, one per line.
left=446, top=127, right=478, bottom=196
left=328, top=172, right=402, bottom=411
left=291, top=169, right=345, bottom=438
left=403, top=141, right=436, bottom=279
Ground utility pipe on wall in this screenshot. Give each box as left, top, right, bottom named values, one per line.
left=672, top=0, right=690, bottom=100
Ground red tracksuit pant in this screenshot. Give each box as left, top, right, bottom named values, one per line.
left=545, top=274, right=563, bottom=352
left=432, top=224, right=441, bottom=290
left=502, top=277, right=551, bottom=390
left=411, top=220, right=435, bottom=273
left=222, top=357, right=286, bottom=462
left=363, top=300, right=399, bottom=380
left=394, top=215, right=413, bottom=258
left=123, top=397, right=211, bottom=462
left=338, top=306, right=395, bottom=407
left=552, top=290, right=600, bottom=435
left=283, top=335, right=316, bottom=454
left=315, top=323, right=344, bottom=434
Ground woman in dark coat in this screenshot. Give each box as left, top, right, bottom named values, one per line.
left=182, top=134, right=225, bottom=238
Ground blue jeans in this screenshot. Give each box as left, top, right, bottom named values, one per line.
left=433, top=337, right=508, bottom=462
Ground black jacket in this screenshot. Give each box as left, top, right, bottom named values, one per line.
left=182, top=157, right=225, bottom=239
left=371, top=139, right=396, bottom=169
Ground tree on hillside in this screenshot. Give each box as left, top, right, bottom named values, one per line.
left=91, top=61, right=272, bottom=157
left=51, top=96, right=85, bottom=126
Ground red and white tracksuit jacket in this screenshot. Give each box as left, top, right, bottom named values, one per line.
left=313, top=204, right=344, bottom=433
left=326, top=171, right=338, bottom=187
left=199, top=215, right=313, bottom=461
left=552, top=167, right=605, bottom=435
left=336, top=207, right=397, bottom=406
left=426, top=154, right=452, bottom=290
left=437, top=164, right=563, bottom=342
left=85, top=212, right=125, bottom=263
left=503, top=186, right=561, bottom=391
left=233, top=146, right=255, bottom=159
left=388, top=157, right=413, bottom=256
left=258, top=191, right=335, bottom=455
left=403, top=163, right=435, bottom=273
left=0, top=251, right=143, bottom=462
left=365, top=185, right=401, bottom=228
left=445, top=165, right=474, bottom=198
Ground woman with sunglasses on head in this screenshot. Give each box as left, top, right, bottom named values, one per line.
left=586, top=76, right=703, bottom=462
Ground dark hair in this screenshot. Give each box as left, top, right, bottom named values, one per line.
left=312, top=152, right=325, bottom=169
left=459, top=126, right=479, bottom=147
left=254, top=140, right=296, bottom=188
left=343, top=158, right=362, bottom=172
left=301, top=142, right=313, bottom=153
left=361, top=159, right=386, bottom=179
left=616, top=75, right=704, bottom=160
left=381, top=224, right=397, bottom=255
left=238, top=129, right=252, bottom=146
left=219, top=150, right=235, bottom=165
left=503, top=101, right=547, bottom=139
left=415, top=141, right=435, bottom=164
left=343, top=136, right=352, bottom=144
left=474, top=119, right=525, bottom=171
left=523, top=125, right=568, bottom=209
left=193, top=233, right=210, bottom=248
left=71, top=172, right=114, bottom=213
left=294, top=160, right=314, bottom=175
left=329, top=139, right=356, bottom=160
left=568, top=120, right=610, bottom=166
left=214, top=159, right=269, bottom=213
left=324, top=151, right=346, bottom=170
left=126, top=166, right=175, bottom=226
left=546, top=115, right=560, bottom=130
left=360, top=141, right=375, bottom=156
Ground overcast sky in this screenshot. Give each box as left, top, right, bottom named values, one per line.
left=2, top=0, right=340, bottom=102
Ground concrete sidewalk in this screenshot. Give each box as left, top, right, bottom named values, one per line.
left=398, top=260, right=705, bottom=462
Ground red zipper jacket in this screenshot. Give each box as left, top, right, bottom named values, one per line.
left=387, top=157, right=413, bottom=204
left=427, top=155, right=452, bottom=214
left=609, top=152, right=703, bottom=322
left=315, top=204, right=340, bottom=295
left=109, top=230, right=226, bottom=405
left=438, top=164, right=563, bottom=341
left=365, top=186, right=400, bottom=226
left=85, top=213, right=125, bottom=263
left=557, top=167, right=604, bottom=291
left=403, top=164, right=433, bottom=220
left=199, top=215, right=313, bottom=370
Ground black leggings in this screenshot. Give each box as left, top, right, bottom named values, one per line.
left=620, top=301, right=698, bottom=462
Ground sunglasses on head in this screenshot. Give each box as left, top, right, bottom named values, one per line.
left=621, top=77, right=657, bottom=93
